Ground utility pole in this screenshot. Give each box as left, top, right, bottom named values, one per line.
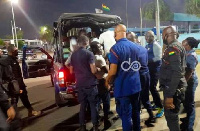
left=140, top=0, right=143, bottom=36
left=11, top=1, right=18, bottom=48
left=126, top=0, right=128, bottom=28
left=156, top=0, right=161, bottom=42
left=11, top=20, right=15, bottom=41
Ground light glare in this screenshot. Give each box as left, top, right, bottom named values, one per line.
left=11, top=0, right=19, bottom=4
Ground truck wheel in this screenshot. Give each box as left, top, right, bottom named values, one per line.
left=55, top=91, right=67, bottom=107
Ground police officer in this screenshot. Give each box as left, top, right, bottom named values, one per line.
left=181, top=37, right=199, bottom=131
left=160, top=26, right=187, bottom=131
left=127, top=32, right=156, bottom=125
left=1, top=45, right=41, bottom=117
left=145, top=31, right=164, bottom=118
left=106, top=24, right=141, bottom=131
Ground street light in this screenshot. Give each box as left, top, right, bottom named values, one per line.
left=10, top=0, right=19, bottom=49
left=43, top=27, right=47, bottom=34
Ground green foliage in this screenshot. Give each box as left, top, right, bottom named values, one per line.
left=39, top=25, right=53, bottom=43
left=4, top=29, right=24, bottom=40
left=18, top=40, right=24, bottom=50
left=186, top=0, right=200, bottom=17
left=142, top=0, right=173, bottom=21
left=17, top=30, right=23, bottom=39
left=0, top=38, right=4, bottom=46
left=4, top=35, right=13, bottom=39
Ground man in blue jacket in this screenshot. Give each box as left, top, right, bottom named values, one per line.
left=106, top=24, right=141, bottom=131
left=127, top=32, right=156, bottom=125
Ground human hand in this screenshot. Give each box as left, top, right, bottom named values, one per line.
left=105, top=77, right=111, bottom=91
left=164, top=98, right=175, bottom=110
left=20, top=90, right=23, bottom=94
left=6, top=106, right=16, bottom=123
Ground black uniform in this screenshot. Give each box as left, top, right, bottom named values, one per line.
left=0, top=82, right=11, bottom=131
left=1, top=55, right=32, bottom=109
left=160, top=40, right=187, bottom=131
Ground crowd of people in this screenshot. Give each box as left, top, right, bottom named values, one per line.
left=68, top=24, right=199, bottom=131
left=0, top=24, right=199, bottom=131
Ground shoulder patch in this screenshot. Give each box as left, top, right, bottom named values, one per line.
left=169, top=51, right=175, bottom=56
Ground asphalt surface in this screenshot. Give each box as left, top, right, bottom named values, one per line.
left=18, top=64, right=200, bottom=131
left=19, top=76, right=81, bottom=131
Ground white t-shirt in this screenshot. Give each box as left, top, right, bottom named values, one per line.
left=95, top=55, right=107, bottom=79
left=99, top=30, right=116, bottom=56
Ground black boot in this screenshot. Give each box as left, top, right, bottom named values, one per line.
left=104, top=119, right=112, bottom=130
left=145, top=116, right=157, bottom=125
left=79, top=125, right=86, bottom=131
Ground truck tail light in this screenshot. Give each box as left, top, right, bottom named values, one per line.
left=58, top=71, right=65, bottom=87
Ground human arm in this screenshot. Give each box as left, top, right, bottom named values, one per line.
left=185, top=55, right=196, bottom=81
left=164, top=48, right=183, bottom=109
left=105, top=64, right=117, bottom=90
left=105, top=47, right=119, bottom=90
left=88, top=51, right=98, bottom=74
left=0, top=87, right=16, bottom=122
left=6, top=106, right=16, bottom=123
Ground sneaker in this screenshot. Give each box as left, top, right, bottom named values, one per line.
left=151, top=104, right=159, bottom=110
left=28, top=110, right=42, bottom=117
left=156, top=108, right=164, bottom=118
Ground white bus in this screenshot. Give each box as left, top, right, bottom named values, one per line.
left=24, top=39, right=43, bottom=48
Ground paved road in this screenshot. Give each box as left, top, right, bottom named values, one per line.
left=18, top=64, right=200, bottom=131
left=20, top=76, right=81, bottom=131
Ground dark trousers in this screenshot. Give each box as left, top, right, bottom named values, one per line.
left=78, top=86, right=99, bottom=125
left=98, top=78, right=110, bottom=120
left=0, top=108, right=9, bottom=131
left=163, top=85, right=185, bottom=131
left=148, top=61, right=163, bottom=108
left=116, top=92, right=140, bottom=131
left=98, top=91, right=110, bottom=120
left=184, top=77, right=198, bottom=131
left=140, top=72, right=153, bottom=118
left=11, top=86, right=32, bottom=110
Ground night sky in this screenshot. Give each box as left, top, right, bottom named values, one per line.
left=0, top=0, right=185, bottom=39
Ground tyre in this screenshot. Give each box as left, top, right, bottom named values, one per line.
left=55, top=91, right=68, bottom=107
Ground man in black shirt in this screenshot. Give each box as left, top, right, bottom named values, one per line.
left=70, top=35, right=99, bottom=131
left=1, top=45, right=41, bottom=117
left=0, top=82, right=16, bottom=131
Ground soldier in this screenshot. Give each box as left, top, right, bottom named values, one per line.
left=181, top=37, right=199, bottom=131
left=160, top=26, right=187, bottom=131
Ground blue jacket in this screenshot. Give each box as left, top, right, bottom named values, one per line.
left=109, top=38, right=141, bottom=98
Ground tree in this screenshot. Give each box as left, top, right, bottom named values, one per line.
left=186, top=0, right=200, bottom=17
left=142, top=0, right=173, bottom=21
left=4, top=29, right=24, bottom=40
left=18, top=40, right=25, bottom=50
left=0, top=38, right=4, bottom=46
left=39, top=25, right=53, bottom=44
